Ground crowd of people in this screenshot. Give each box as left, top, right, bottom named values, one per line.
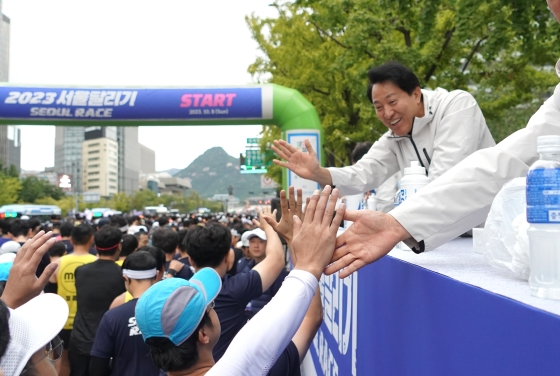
left=0, top=184, right=343, bottom=376
left=0, top=1, right=559, bottom=375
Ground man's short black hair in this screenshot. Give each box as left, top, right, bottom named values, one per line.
left=121, top=234, right=138, bottom=258
left=9, top=220, right=30, bottom=238
left=0, top=219, right=11, bottom=235
left=351, top=142, right=373, bottom=164
left=137, top=246, right=166, bottom=272
left=71, top=224, right=94, bottom=246
left=94, top=225, right=122, bottom=256
left=127, top=216, right=140, bottom=225
left=158, top=216, right=169, bottom=227
left=177, top=229, right=189, bottom=252
left=184, top=224, right=230, bottom=268
left=0, top=299, right=10, bottom=359
left=366, top=62, right=421, bottom=103
left=145, top=312, right=212, bottom=372
left=28, top=218, right=41, bottom=232
left=122, top=251, right=157, bottom=280
left=152, top=228, right=178, bottom=255
left=60, top=222, right=74, bottom=238
left=110, top=215, right=128, bottom=231
left=48, top=242, right=68, bottom=258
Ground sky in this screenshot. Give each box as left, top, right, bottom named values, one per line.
left=2, top=0, right=277, bottom=171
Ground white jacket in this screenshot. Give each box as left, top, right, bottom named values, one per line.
left=391, top=60, right=560, bottom=253
left=328, top=88, right=496, bottom=196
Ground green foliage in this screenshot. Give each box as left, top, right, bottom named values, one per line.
left=19, top=176, right=65, bottom=203
left=248, top=0, right=560, bottom=179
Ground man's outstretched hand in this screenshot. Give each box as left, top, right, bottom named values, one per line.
left=272, top=139, right=333, bottom=187
left=2, top=231, right=58, bottom=309
left=325, top=211, right=410, bottom=278
left=291, top=186, right=345, bottom=280
left=263, top=186, right=305, bottom=244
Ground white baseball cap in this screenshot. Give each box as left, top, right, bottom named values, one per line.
left=0, top=241, right=21, bottom=255
left=246, top=228, right=267, bottom=241
left=0, top=293, right=69, bottom=376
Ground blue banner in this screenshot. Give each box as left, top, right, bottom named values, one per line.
left=0, top=87, right=267, bottom=121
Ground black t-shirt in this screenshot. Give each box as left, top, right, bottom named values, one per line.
left=212, top=270, right=263, bottom=361
left=241, top=260, right=289, bottom=316
left=227, top=247, right=243, bottom=276
left=163, top=257, right=193, bottom=280
left=61, top=239, right=74, bottom=254
left=268, top=341, right=301, bottom=376
left=90, top=299, right=160, bottom=376
left=70, top=259, right=126, bottom=355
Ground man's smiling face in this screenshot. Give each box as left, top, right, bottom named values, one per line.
left=371, top=81, right=423, bottom=137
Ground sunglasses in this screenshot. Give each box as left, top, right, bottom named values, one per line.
left=23, top=337, right=64, bottom=371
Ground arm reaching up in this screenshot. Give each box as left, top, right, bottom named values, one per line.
left=272, top=139, right=333, bottom=187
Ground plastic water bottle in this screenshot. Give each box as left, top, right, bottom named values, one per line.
left=526, top=135, right=560, bottom=299
left=394, top=161, right=430, bottom=250
left=366, top=190, right=377, bottom=211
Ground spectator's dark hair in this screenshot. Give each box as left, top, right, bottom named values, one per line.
left=48, top=242, right=67, bottom=258
left=52, top=222, right=61, bottom=230
left=152, top=228, right=179, bottom=255
left=71, top=224, right=94, bottom=246
left=0, top=299, right=10, bottom=359
left=351, top=142, right=373, bottom=164
left=184, top=224, right=230, bottom=268
left=122, top=252, right=157, bottom=280
left=137, top=246, right=166, bottom=272
left=94, top=225, right=122, bottom=256
left=134, top=230, right=148, bottom=239
left=110, top=215, right=128, bottom=231
left=145, top=313, right=212, bottom=372
left=158, top=216, right=169, bottom=227
left=121, top=234, right=139, bottom=258
left=9, top=220, right=30, bottom=238
left=60, top=222, right=74, bottom=238
left=177, top=229, right=189, bottom=252
left=0, top=219, right=10, bottom=235
left=366, top=62, right=421, bottom=103
left=28, top=218, right=41, bottom=232
left=127, top=216, right=140, bottom=225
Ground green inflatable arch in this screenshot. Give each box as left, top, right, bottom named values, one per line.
left=0, top=83, right=323, bottom=195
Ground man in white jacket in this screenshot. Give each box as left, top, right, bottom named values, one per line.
left=325, top=0, right=560, bottom=279
left=272, top=62, right=495, bottom=196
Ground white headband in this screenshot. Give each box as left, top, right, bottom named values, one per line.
left=123, top=268, right=157, bottom=279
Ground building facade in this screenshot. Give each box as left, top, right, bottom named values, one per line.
left=117, top=127, right=140, bottom=194
left=0, top=12, right=20, bottom=172
left=82, top=127, right=118, bottom=197
left=54, top=126, right=85, bottom=192
left=140, top=143, right=156, bottom=174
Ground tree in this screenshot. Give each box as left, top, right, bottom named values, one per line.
left=248, top=0, right=560, bottom=181
left=19, top=176, right=65, bottom=203
left=0, top=175, right=21, bottom=206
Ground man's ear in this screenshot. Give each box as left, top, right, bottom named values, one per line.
left=198, top=327, right=210, bottom=345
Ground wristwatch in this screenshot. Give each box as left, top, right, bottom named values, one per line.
left=167, top=269, right=178, bottom=278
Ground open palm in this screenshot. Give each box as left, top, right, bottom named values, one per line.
left=272, top=139, right=320, bottom=180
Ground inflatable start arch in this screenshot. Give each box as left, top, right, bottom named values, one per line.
left=0, top=84, right=323, bottom=195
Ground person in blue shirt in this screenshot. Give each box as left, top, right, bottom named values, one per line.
left=183, top=208, right=285, bottom=361
left=89, top=251, right=161, bottom=376
left=241, top=229, right=288, bottom=317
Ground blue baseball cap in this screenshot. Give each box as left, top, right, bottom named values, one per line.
left=135, top=267, right=222, bottom=345
left=0, top=261, right=13, bottom=282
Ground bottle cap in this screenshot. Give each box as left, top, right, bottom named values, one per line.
left=537, top=135, right=560, bottom=153
left=404, top=161, right=426, bottom=175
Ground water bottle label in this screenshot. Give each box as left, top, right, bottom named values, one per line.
left=527, top=168, right=560, bottom=223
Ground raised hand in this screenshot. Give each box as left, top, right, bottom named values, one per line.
left=291, top=186, right=345, bottom=280
left=325, top=210, right=410, bottom=278
left=272, top=139, right=332, bottom=186
left=263, top=186, right=304, bottom=243
left=2, top=231, right=58, bottom=309
left=252, top=206, right=277, bottom=233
